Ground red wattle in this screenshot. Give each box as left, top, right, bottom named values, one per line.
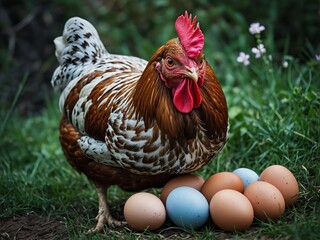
left=173, top=79, right=202, bottom=113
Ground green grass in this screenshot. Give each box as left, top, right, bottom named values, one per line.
left=1, top=2, right=320, bottom=239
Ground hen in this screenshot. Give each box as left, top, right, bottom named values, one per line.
left=52, top=11, right=229, bottom=232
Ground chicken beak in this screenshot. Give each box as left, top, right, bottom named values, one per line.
left=185, top=67, right=198, bottom=83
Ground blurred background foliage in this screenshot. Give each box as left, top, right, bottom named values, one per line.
left=0, top=0, right=319, bottom=115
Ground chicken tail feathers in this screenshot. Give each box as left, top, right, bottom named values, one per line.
left=51, top=17, right=107, bottom=91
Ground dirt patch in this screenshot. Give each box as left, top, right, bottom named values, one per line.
left=0, top=214, right=67, bottom=240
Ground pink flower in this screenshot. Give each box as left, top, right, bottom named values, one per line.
left=252, top=44, right=266, bottom=58
left=249, top=23, right=265, bottom=35
left=237, top=52, right=250, bottom=66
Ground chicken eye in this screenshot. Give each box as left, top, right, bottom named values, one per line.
left=166, top=57, right=174, bottom=67
left=199, top=59, right=204, bottom=65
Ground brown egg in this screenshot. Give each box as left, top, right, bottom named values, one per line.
left=124, top=192, right=166, bottom=231
left=260, top=165, right=299, bottom=206
left=201, top=172, right=244, bottom=202
left=161, top=174, right=205, bottom=203
left=244, top=181, right=285, bottom=221
left=210, top=189, right=254, bottom=232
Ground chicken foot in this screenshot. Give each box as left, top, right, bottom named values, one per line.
left=87, top=185, right=126, bottom=233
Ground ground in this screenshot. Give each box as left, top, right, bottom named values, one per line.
left=0, top=214, right=237, bottom=240
left=0, top=214, right=67, bottom=240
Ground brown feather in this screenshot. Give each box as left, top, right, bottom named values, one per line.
left=63, top=71, right=105, bottom=123
left=198, top=61, right=229, bottom=139
left=59, top=116, right=174, bottom=191
left=131, top=45, right=228, bottom=147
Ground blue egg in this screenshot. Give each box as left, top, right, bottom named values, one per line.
left=233, top=168, right=259, bottom=188
left=166, top=186, right=209, bottom=229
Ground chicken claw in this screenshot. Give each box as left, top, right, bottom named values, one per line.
left=87, top=185, right=126, bottom=233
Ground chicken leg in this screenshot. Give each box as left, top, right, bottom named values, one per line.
left=88, top=185, right=126, bottom=233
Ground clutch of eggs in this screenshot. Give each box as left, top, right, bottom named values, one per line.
left=123, top=165, right=299, bottom=232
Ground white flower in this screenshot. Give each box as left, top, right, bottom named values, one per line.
left=251, top=44, right=266, bottom=58
left=237, top=52, right=250, bottom=66
left=282, top=61, right=288, bottom=68
left=316, top=54, right=320, bottom=62
left=249, top=23, right=265, bottom=35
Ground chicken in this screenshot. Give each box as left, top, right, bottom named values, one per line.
left=51, top=11, right=229, bottom=233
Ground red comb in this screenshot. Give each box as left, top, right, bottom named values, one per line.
left=175, top=11, right=204, bottom=59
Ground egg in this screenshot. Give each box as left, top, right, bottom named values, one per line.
left=260, top=165, right=299, bottom=206
left=210, top=189, right=254, bottom=231
left=201, top=172, right=244, bottom=202
left=233, top=168, right=259, bottom=189
left=166, top=186, right=209, bottom=229
left=124, top=192, right=166, bottom=231
left=161, top=174, right=205, bottom=203
left=244, top=181, right=285, bottom=221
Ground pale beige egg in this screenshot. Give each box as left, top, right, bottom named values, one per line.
left=124, top=192, right=166, bottom=231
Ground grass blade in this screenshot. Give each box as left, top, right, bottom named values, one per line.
left=0, top=72, right=29, bottom=139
